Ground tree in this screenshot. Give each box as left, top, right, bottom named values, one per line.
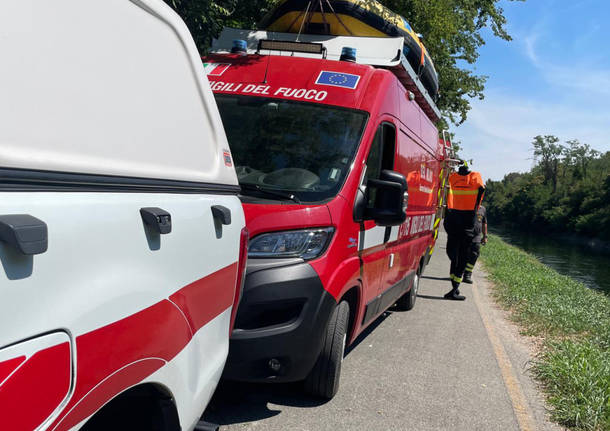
left=382, top=0, right=522, bottom=125
left=164, top=0, right=523, bottom=125
left=163, top=0, right=276, bottom=53
left=532, top=135, right=562, bottom=193
left=565, top=139, right=600, bottom=180
left=485, top=136, right=609, bottom=240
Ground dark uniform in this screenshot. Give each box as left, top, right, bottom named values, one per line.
left=443, top=167, right=485, bottom=300
left=463, top=206, right=487, bottom=283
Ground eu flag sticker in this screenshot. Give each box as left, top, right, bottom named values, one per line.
left=315, top=71, right=361, bottom=90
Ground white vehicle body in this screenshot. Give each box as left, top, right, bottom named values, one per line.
left=0, top=1, right=246, bottom=430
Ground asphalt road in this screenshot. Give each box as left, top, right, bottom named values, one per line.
left=203, top=231, right=562, bottom=431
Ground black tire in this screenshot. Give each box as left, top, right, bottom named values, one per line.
left=304, top=301, right=349, bottom=400
left=396, top=270, right=420, bottom=311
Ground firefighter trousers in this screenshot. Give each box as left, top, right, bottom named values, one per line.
left=445, top=232, right=474, bottom=283
left=465, top=242, right=481, bottom=274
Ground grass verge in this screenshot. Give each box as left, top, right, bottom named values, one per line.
left=480, top=234, right=610, bottom=431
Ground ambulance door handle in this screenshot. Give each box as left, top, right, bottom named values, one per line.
left=211, top=206, right=231, bottom=225
left=0, top=214, right=48, bottom=255
left=140, top=208, right=172, bottom=234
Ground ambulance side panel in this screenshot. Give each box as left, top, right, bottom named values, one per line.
left=0, top=1, right=244, bottom=430
left=0, top=193, right=244, bottom=431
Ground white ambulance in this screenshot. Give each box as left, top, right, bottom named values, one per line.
left=0, top=1, right=246, bottom=430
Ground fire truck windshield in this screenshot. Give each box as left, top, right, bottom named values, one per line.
left=215, top=95, right=368, bottom=203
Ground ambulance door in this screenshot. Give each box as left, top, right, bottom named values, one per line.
left=359, top=122, right=397, bottom=325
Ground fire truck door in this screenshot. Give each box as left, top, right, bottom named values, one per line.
left=359, top=123, right=396, bottom=325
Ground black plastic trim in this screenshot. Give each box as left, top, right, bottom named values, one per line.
left=363, top=270, right=415, bottom=325
left=223, top=261, right=337, bottom=382
left=140, top=208, right=172, bottom=235
left=0, top=167, right=241, bottom=194
left=211, top=205, right=232, bottom=225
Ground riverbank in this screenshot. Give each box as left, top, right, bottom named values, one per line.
left=480, top=235, right=610, bottom=431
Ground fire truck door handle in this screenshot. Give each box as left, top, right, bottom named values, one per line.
left=0, top=214, right=48, bottom=255
left=211, top=206, right=231, bottom=225
left=140, top=208, right=172, bottom=234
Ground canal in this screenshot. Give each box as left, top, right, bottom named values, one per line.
left=491, top=227, right=610, bottom=295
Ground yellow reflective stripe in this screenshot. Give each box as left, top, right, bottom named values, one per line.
left=429, top=246, right=434, bottom=255
left=466, top=263, right=474, bottom=269
left=434, top=219, right=440, bottom=228
left=448, top=189, right=479, bottom=195
left=451, top=274, right=462, bottom=283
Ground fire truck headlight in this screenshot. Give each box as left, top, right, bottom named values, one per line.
left=248, top=228, right=334, bottom=260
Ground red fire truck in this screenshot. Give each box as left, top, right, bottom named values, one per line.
left=204, top=28, right=449, bottom=399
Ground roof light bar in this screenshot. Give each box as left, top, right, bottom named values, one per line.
left=257, top=39, right=326, bottom=58
left=340, top=46, right=357, bottom=62
left=231, top=39, right=247, bottom=54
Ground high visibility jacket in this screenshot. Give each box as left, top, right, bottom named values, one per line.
left=447, top=171, right=485, bottom=211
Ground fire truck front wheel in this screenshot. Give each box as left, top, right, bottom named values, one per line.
left=396, top=269, right=420, bottom=311
left=304, top=300, right=350, bottom=399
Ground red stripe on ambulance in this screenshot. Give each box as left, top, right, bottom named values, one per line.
left=1, top=343, right=71, bottom=431
left=0, top=263, right=238, bottom=431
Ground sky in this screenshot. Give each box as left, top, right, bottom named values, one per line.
left=452, top=0, right=610, bottom=181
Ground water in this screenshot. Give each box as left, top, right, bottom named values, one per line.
left=491, top=227, right=610, bottom=294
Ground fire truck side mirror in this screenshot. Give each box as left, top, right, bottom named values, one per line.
left=363, top=170, right=408, bottom=227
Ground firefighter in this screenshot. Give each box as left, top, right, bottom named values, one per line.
left=443, top=161, right=485, bottom=300
left=463, top=204, right=488, bottom=284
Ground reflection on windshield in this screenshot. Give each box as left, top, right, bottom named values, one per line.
left=215, top=95, right=368, bottom=202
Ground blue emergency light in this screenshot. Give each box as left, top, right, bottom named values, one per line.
left=340, top=47, right=357, bottom=63
left=231, top=39, right=248, bottom=54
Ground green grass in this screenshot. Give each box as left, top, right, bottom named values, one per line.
left=480, top=235, right=610, bottom=431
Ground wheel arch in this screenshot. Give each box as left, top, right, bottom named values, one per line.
left=80, top=382, right=180, bottom=431
left=338, top=285, right=361, bottom=344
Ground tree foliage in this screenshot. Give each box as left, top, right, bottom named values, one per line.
left=163, top=0, right=522, bottom=125
left=382, top=0, right=520, bottom=125
left=532, top=135, right=562, bottom=192
left=485, top=136, right=610, bottom=240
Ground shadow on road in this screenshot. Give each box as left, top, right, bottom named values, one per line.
left=417, top=293, right=447, bottom=301
left=203, top=380, right=325, bottom=426
left=421, top=275, right=451, bottom=281
left=203, top=311, right=394, bottom=427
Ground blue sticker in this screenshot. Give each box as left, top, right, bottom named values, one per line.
left=315, top=71, right=360, bottom=90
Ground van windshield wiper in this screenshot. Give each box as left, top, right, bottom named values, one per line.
left=240, top=183, right=301, bottom=204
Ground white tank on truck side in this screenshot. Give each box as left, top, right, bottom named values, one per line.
left=0, top=1, right=246, bottom=430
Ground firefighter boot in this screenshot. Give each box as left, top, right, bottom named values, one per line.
left=444, top=280, right=466, bottom=301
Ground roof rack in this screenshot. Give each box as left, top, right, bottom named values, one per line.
left=212, top=27, right=441, bottom=123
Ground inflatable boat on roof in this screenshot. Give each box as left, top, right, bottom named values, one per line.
left=259, top=0, right=439, bottom=99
